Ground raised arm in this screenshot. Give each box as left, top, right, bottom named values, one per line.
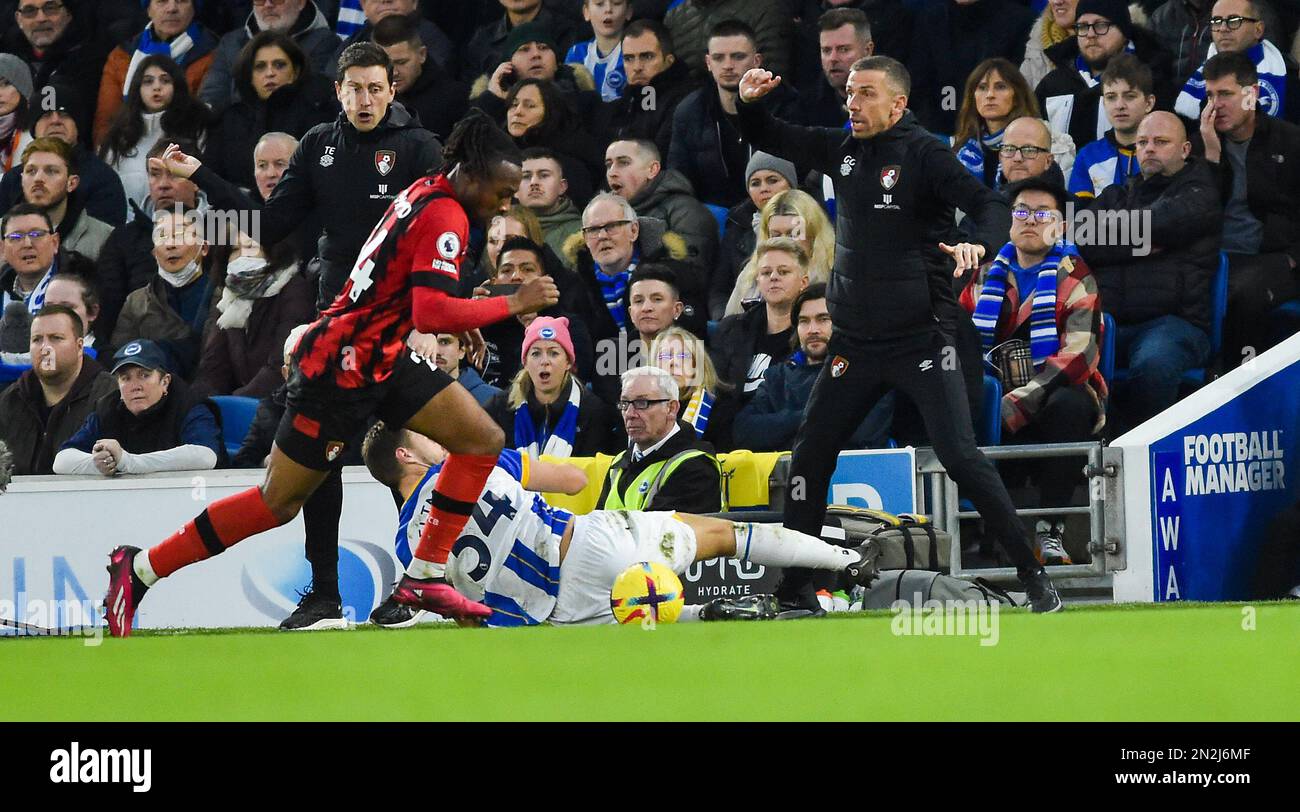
left=734, top=69, right=846, bottom=177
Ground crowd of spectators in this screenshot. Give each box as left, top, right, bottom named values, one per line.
left=1, top=0, right=1299, bottom=565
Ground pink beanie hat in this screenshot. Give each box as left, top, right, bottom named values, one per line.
left=521, top=316, right=575, bottom=365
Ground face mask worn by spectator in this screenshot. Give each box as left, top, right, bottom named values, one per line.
left=158, top=256, right=202, bottom=288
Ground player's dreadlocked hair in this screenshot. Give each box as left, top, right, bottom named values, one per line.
left=440, top=109, right=523, bottom=177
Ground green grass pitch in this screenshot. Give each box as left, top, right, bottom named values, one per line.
left=3, top=603, right=1297, bottom=721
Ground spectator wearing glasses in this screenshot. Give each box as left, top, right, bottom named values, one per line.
left=1037, top=0, right=1173, bottom=150
left=959, top=178, right=1106, bottom=565
left=1197, top=51, right=1300, bottom=366
left=1070, top=54, right=1155, bottom=197
left=1021, top=0, right=1080, bottom=91
left=564, top=192, right=705, bottom=344
left=0, top=81, right=127, bottom=227
left=95, top=0, right=220, bottom=146
left=485, top=314, right=618, bottom=458
left=649, top=324, right=734, bottom=450
left=0, top=302, right=116, bottom=476
left=1, top=204, right=90, bottom=317
left=1149, top=0, right=1284, bottom=82
left=2, top=1, right=113, bottom=119
left=1174, top=0, right=1299, bottom=123
left=952, top=58, right=1075, bottom=189
left=199, top=0, right=341, bottom=114
left=597, top=365, right=723, bottom=513
left=997, top=117, right=1068, bottom=187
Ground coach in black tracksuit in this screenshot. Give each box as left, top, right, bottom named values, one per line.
left=182, top=44, right=442, bottom=311
left=735, top=57, right=1061, bottom=613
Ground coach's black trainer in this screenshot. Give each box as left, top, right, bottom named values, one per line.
left=279, top=585, right=349, bottom=631
left=369, top=592, right=426, bottom=628
left=842, top=539, right=882, bottom=589
left=105, top=545, right=149, bottom=637
left=701, top=593, right=780, bottom=621
left=1021, top=568, right=1064, bottom=613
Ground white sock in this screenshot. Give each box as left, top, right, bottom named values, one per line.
left=133, top=550, right=159, bottom=587
left=678, top=604, right=704, bottom=623
left=732, top=523, right=856, bottom=570
left=406, top=557, right=446, bottom=580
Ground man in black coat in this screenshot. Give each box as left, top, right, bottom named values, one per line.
left=372, top=12, right=467, bottom=140
left=462, top=0, right=579, bottom=82
left=156, top=43, right=442, bottom=311
left=1079, top=111, right=1222, bottom=431
left=795, top=6, right=879, bottom=128
left=1197, top=52, right=1300, bottom=366
left=736, top=56, right=1063, bottom=613
left=599, top=19, right=698, bottom=159
left=0, top=0, right=112, bottom=135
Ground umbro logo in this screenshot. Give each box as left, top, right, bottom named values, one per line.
left=918, top=359, right=933, bottom=372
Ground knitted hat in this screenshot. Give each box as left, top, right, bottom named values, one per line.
left=501, top=21, right=558, bottom=61
left=744, top=151, right=799, bottom=188
left=521, top=315, right=575, bottom=365
left=0, top=55, right=34, bottom=105
left=1075, top=0, right=1133, bottom=40
left=26, top=81, right=87, bottom=134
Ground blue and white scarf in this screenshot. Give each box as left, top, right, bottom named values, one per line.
left=1175, top=41, right=1289, bottom=120
left=514, top=376, right=582, bottom=458
left=123, top=22, right=200, bottom=96
left=336, top=0, right=366, bottom=40
left=4, top=257, right=58, bottom=316
left=972, top=243, right=1063, bottom=366
left=594, top=249, right=638, bottom=329
left=955, top=126, right=1006, bottom=185
left=1075, top=41, right=1135, bottom=88
left=680, top=387, right=714, bottom=438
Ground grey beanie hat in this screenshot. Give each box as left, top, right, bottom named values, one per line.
left=0, top=54, right=34, bottom=104
left=744, top=151, right=798, bottom=188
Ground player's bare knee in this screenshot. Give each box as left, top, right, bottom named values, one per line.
left=259, top=485, right=305, bottom=525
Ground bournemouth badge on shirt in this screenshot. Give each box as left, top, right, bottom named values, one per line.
left=375, top=150, right=396, bottom=176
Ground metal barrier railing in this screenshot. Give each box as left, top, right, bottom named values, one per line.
left=913, top=442, right=1126, bottom=586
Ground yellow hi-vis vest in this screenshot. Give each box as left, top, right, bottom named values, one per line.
left=601, top=449, right=722, bottom=511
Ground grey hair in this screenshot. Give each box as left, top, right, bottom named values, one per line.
left=254, top=131, right=299, bottom=154
left=583, top=192, right=638, bottom=225
left=621, top=365, right=679, bottom=402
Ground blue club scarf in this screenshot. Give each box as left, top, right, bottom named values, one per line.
left=514, top=376, right=582, bottom=458
left=123, top=22, right=202, bottom=97
left=956, top=126, right=1006, bottom=186
left=1175, top=41, right=1289, bottom=120
left=336, top=0, right=366, bottom=40
left=971, top=242, right=1064, bottom=367
left=594, top=248, right=639, bottom=329
left=1075, top=41, right=1136, bottom=87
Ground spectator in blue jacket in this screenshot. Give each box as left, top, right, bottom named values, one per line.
left=734, top=283, right=892, bottom=451
left=432, top=331, right=501, bottom=409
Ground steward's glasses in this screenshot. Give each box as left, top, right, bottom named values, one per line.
left=617, top=398, right=670, bottom=412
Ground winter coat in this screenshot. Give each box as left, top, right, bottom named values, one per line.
left=625, top=168, right=719, bottom=270
left=535, top=198, right=583, bottom=268
left=395, top=58, right=469, bottom=140
left=665, top=0, right=793, bottom=80
left=0, top=144, right=127, bottom=226
left=1036, top=29, right=1175, bottom=150
left=111, top=271, right=219, bottom=380
left=959, top=251, right=1108, bottom=435
left=194, top=270, right=315, bottom=399
left=191, top=103, right=441, bottom=310
left=1080, top=157, right=1222, bottom=332
left=207, top=72, right=338, bottom=189
left=709, top=302, right=794, bottom=401
left=1020, top=10, right=1073, bottom=91
left=94, top=25, right=220, bottom=145
left=0, top=17, right=112, bottom=140
left=96, top=201, right=165, bottom=343
left=562, top=216, right=709, bottom=342
left=198, top=1, right=341, bottom=114
left=735, top=101, right=1010, bottom=341
left=0, top=355, right=116, bottom=475
left=711, top=198, right=758, bottom=319
left=462, top=8, right=581, bottom=82
left=1209, top=112, right=1300, bottom=266
left=908, top=0, right=1036, bottom=135
left=486, top=375, right=620, bottom=457
left=598, top=58, right=699, bottom=158
left=668, top=81, right=804, bottom=209
left=56, top=198, right=114, bottom=263
left=67, top=375, right=225, bottom=465
left=734, top=353, right=893, bottom=451
left=1148, top=0, right=1285, bottom=83
left=230, top=382, right=283, bottom=468
left=456, top=366, right=502, bottom=409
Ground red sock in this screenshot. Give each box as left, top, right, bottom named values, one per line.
left=412, top=453, right=497, bottom=565
left=147, top=487, right=282, bottom=578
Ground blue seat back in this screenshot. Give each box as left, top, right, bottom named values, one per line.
left=979, top=374, right=1002, bottom=446
left=705, top=204, right=728, bottom=241
left=1100, top=312, right=1116, bottom=385
left=210, top=395, right=260, bottom=459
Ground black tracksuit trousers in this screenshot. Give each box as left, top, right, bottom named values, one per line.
left=780, top=327, right=1040, bottom=604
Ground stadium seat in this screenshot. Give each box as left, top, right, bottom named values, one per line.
left=979, top=374, right=1002, bottom=446
left=1269, top=297, right=1300, bottom=345
left=210, top=396, right=260, bottom=460
left=1100, top=312, right=1116, bottom=385
left=705, top=204, right=728, bottom=241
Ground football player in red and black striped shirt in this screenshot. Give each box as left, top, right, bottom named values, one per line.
left=105, top=112, right=560, bottom=635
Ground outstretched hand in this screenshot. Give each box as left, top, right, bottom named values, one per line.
left=738, top=68, right=782, bottom=103
left=151, top=142, right=201, bottom=180
left=939, top=242, right=986, bottom=277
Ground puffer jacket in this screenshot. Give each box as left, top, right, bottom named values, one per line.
left=1080, top=157, right=1222, bottom=332
left=197, top=1, right=341, bottom=113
